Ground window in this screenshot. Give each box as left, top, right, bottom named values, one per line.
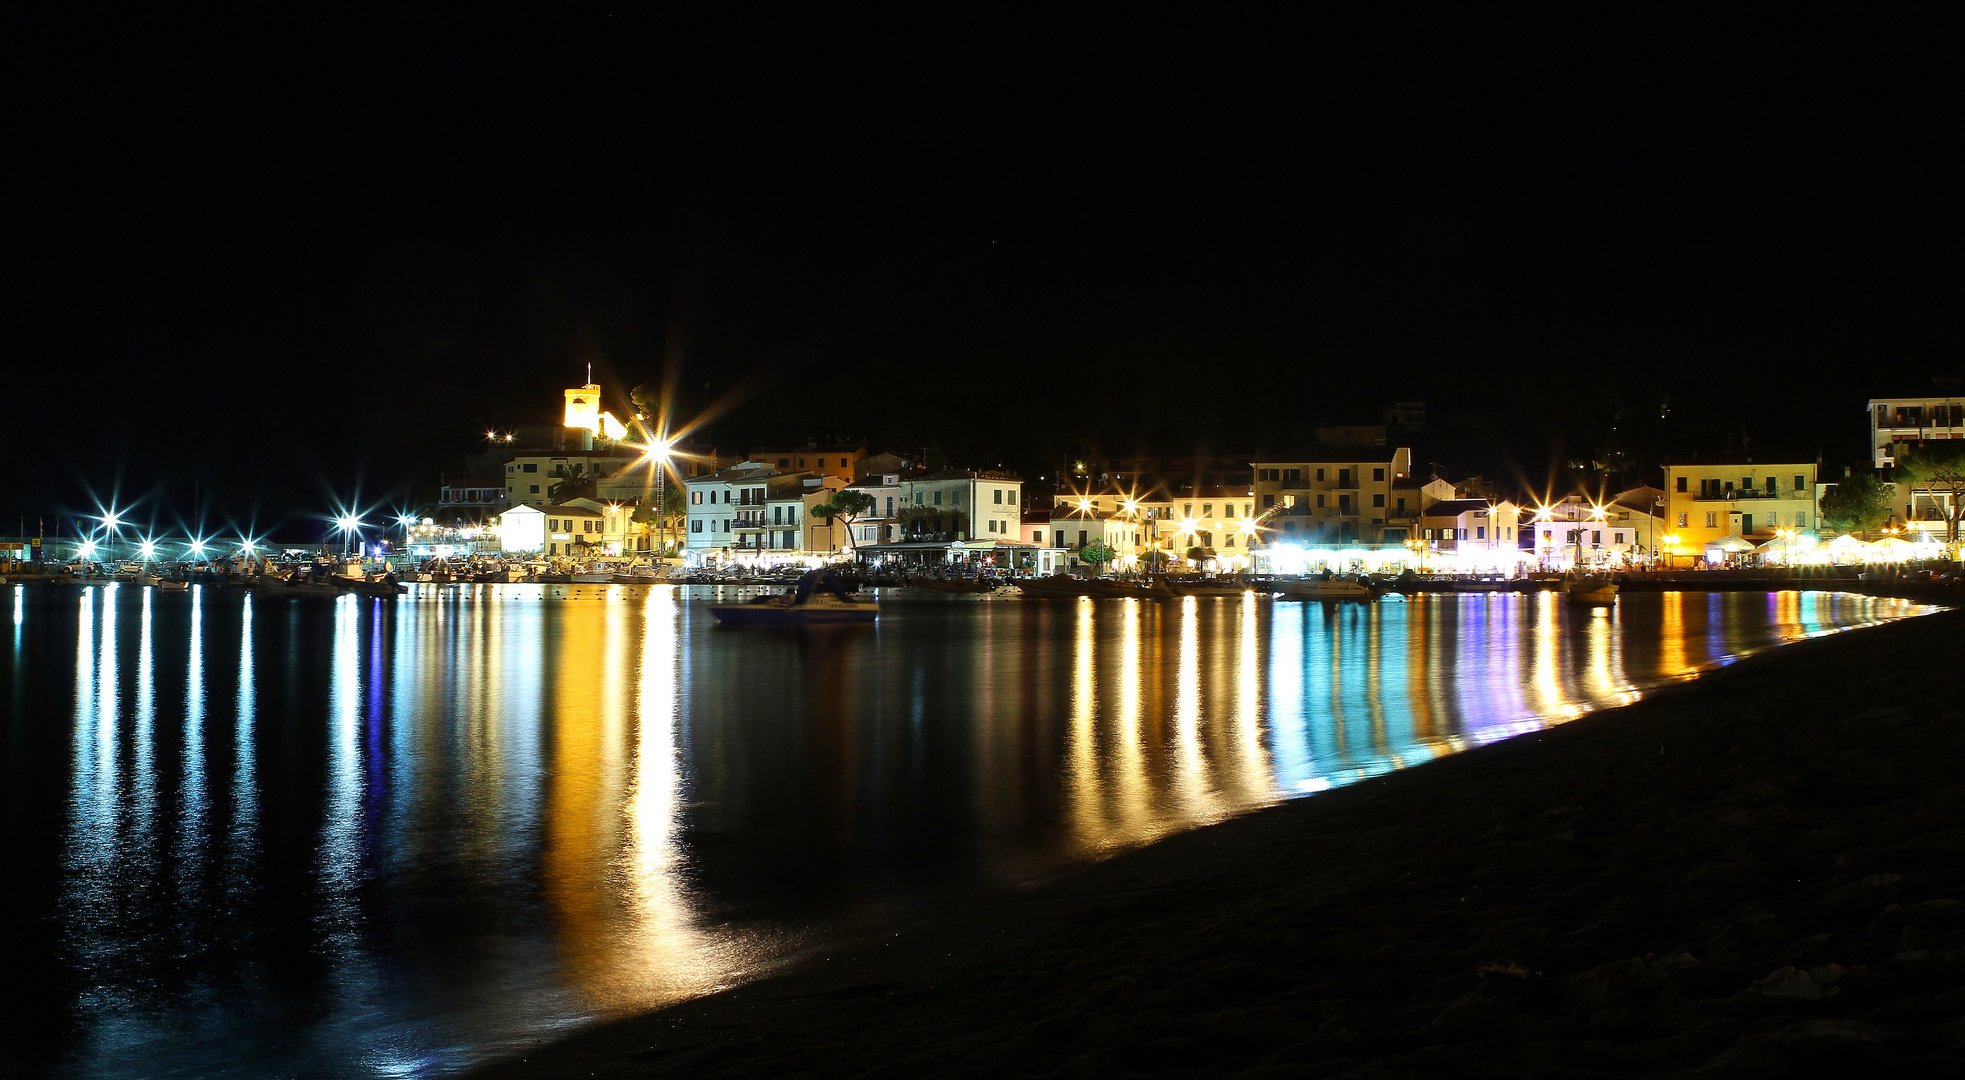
left=1613, top=532, right=1624, bottom=544
left=1315, top=494, right=1325, bottom=508
left=1263, top=494, right=1277, bottom=508
left=691, top=520, right=703, bottom=533
left=1794, top=475, right=1806, bottom=491
left=885, top=497, right=894, bottom=516
left=1372, top=494, right=1386, bottom=507
left=1396, top=497, right=1406, bottom=511
left=1373, top=468, right=1385, bottom=482
left=993, top=489, right=1003, bottom=504
left=1078, top=530, right=1088, bottom=548
left=1765, top=476, right=1776, bottom=493
left=934, top=491, right=943, bottom=506
left=1459, top=528, right=1468, bottom=540
left=1202, top=503, right=1213, bottom=517
left=1675, top=476, right=1687, bottom=492
left=523, top=463, right=538, bottom=473
left=1008, top=491, right=1017, bottom=505
left=1339, top=469, right=1352, bottom=487
left=1226, top=534, right=1236, bottom=547
left=1476, top=526, right=1485, bottom=539
left=1593, top=531, right=1602, bottom=545
left=840, top=458, right=848, bottom=467
left=1223, top=504, right=1234, bottom=518
left=1705, top=512, right=1718, bottom=528
left=1315, top=468, right=1325, bottom=482
left=529, top=485, right=539, bottom=494
left=914, top=492, right=923, bottom=505
left=1796, top=511, right=1807, bottom=528
left=1258, top=468, right=1279, bottom=482
left=1283, top=468, right=1302, bottom=485
left=1054, top=530, right=1065, bottom=546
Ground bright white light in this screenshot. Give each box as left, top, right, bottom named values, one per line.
left=101, top=513, right=120, bottom=530
left=190, top=539, right=207, bottom=554
left=240, top=539, right=257, bottom=553
left=139, top=540, right=157, bottom=558
left=80, top=540, right=99, bottom=557
left=397, top=515, right=417, bottom=527
left=336, top=515, right=362, bottom=531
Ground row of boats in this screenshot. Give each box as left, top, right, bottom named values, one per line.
left=708, top=570, right=1621, bottom=627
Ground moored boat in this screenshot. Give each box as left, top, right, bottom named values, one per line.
left=708, top=569, right=877, bottom=626
left=1163, top=577, right=1256, bottom=597
left=1564, top=573, right=1618, bottom=606
left=1273, top=576, right=1378, bottom=601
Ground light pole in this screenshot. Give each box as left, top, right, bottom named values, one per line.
left=336, top=515, right=362, bottom=558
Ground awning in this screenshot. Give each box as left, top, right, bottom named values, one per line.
left=1704, top=534, right=1753, bottom=553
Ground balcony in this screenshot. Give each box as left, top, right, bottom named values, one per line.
left=1689, top=490, right=1794, bottom=502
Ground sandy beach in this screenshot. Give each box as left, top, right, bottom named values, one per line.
left=473, top=601, right=1965, bottom=1079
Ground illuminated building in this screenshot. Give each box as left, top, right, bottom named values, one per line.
left=1251, top=447, right=1414, bottom=544
left=764, top=474, right=850, bottom=564
left=1868, top=389, right=1964, bottom=468
left=1661, top=459, right=1819, bottom=554
left=682, top=462, right=777, bottom=566
left=562, top=384, right=629, bottom=446
left=899, top=469, right=1023, bottom=542
left=747, top=444, right=866, bottom=481
left=842, top=471, right=905, bottom=546
left=497, top=504, right=546, bottom=553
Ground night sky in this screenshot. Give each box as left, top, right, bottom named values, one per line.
left=6, top=9, right=1959, bottom=539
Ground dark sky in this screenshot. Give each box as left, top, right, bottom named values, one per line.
left=5, top=9, right=1959, bottom=538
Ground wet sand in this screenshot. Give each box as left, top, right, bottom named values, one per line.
left=473, top=604, right=1964, bottom=1078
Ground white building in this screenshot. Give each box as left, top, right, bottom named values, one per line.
left=683, top=462, right=777, bottom=565
left=497, top=504, right=546, bottom=554
left=1869, top=392, right=1965, bottom=468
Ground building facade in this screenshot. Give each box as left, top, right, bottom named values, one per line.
left=1251, top=448, right=1415, bottom=544
left=1661, top=461, right=1819, bottom=551
left=1869, top=393, right=1965, bottom=468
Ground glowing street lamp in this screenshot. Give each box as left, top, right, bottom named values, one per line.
left=138, top=538, right=157, bottom=561
left=335, top=514, right=364, bottom=556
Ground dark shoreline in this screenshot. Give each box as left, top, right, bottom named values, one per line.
left=470, top=597, right=1964, bottom=1078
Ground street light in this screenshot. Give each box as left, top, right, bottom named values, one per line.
left=335, top=515, right=363, bottom=557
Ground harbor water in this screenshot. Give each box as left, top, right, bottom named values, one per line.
left=0, top=584, right=1932, bottom=1077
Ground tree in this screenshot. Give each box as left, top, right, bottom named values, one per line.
left=1895, top=442, right=1965, bottom=544
left=1818, top=472, right=1893, bottom=538
left=1080, top=538, right=1116, bottom=576
left=812, top=489, right=878, bottom=551
left=548, top=464, right=597, bottom=504
left=630, top=499, right=660, bottom=554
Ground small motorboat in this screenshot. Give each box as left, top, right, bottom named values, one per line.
left=709, top=569, right=877, bottom=626
left=1565, top=573, right=1618, bottom=606
left=159, top=579, right=189, bottom=592
left=1273, top=576, right=1378, bottom=602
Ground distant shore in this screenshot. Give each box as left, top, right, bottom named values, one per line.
left=470, top=599, right=1963, bottom=1078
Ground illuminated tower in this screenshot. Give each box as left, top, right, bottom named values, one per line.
left=564, top=385, right=602, bottom=450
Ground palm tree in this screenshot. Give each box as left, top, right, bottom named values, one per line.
left=549, top=464, right=597, bottom=504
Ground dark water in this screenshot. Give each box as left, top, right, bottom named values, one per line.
left=0, top=584, right=1931, bottom=1077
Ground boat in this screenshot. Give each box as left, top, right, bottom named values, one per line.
left=907, top=576, right=1002, bottom=594
left=256, top=576, right=343, bottom=599
left=708, top=569, right=877, bottom=626
left=1564, top=573, right=1618, bottom=606
left=1163, top=577, right=1255, bottom=597
left=340, top=577, right=406, bottom=598
left=1451, top=576, right=1514, bottom=592
left=136, top=573, right=163, bottom=587
left=569, top=570, right=614, bottom=583
left=1015, top=574, right=1097, bottom=598
left=1273, top=576, right=1378, bottom=601
left=159, top=580, right=189, bottom=592
left=1083, top=577, right=1161, bottom=600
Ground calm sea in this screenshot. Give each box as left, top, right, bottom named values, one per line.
left=0, top=584, right=1929, bottom=1077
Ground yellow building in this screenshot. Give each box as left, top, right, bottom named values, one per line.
left=1662, top=460, right=1818, bottom=550
left=748, top=445, right=865, bottom=482
left=1251, top=448, right=1414, bottom=544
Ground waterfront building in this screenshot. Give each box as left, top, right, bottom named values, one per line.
left=1525, top=496, right=1649, bottom=570
left=764, top=473, right=848, bottom=563
left=1045, top=505, right=1144, bottom=570
left=1417, top=498, right=1525, bottom=571
left=1250, top=447, right=1415, bottom=545
left=748, top=444, right=866, bottom=482
left=1661, top=460, right=1818, bottom=555
left=844, top=470, right=906, bottom=547
left=898, top=469, right=1023, bottom=542
left=496, top=504, right=546, bottom=554
left=682, top=462, right=777, bottom=565
left=1868, top=390, right=1965, bottom=468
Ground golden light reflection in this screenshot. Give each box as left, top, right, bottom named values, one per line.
left=1169, top=598, right=1211, bottom=817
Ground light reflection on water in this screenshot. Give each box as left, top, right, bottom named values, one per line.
left=0, top=584, right=1933, bottom=1077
